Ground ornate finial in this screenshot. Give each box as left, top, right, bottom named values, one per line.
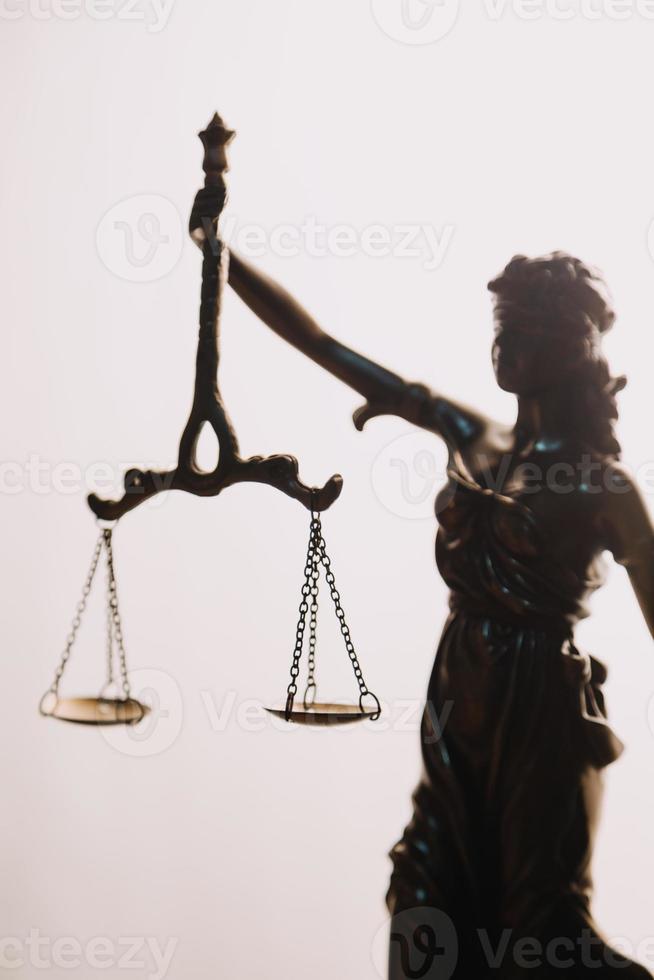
left=198, top=112, right=235, bottom=183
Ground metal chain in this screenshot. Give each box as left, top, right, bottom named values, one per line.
left=47, top=533, right=105, bottom=696
left=286, top=505, right=381, bottom=721
left=303, top=524, right=320, bottom=708
left=103, top=528, right=131, bottom=700
left=105, top=553, right=115, bottom=691
left=285, top=514, right=321, bottom=719
left=315, top=522, right=381, bottom=719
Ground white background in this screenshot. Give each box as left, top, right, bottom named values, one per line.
left=2, top=1, right=654, bottom=977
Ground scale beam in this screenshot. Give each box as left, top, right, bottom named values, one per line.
left=88, top=113, right=342, bottom=522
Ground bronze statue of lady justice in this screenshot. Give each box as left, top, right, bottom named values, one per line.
left=46, top=113, right=652, bottom=975
left=192, top=125, right=654, bottom=976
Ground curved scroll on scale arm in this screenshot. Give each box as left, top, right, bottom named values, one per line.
left=87, top=113, right=342, bottom=523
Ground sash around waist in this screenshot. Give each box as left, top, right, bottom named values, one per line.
left=448, top=593, right=575, bottom=638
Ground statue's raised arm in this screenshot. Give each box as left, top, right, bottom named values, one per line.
left=225, top=247, right=493, bottom=454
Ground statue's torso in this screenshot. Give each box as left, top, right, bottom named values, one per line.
left=435, top=445, right=611, bottom=627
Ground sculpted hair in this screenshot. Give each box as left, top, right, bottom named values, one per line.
left=488, top=251, right=625, bottom=459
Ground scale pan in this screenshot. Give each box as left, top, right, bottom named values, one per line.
left=40, top=695, right=149, bottom=726
left=265, top=701, right=378, bottom=726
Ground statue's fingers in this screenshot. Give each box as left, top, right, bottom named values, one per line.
left=352, top=401, right=382, bottom=431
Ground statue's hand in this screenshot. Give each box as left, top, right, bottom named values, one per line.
left=352, top=400, right=385, bottom=431
left=189, top=182, right=227, bottom=246
left=353, top=383, right=430, bottom=430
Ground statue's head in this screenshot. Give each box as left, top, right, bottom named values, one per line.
left=488, top=252, right=624, bottom=456
left=488, top=251, right=615, bottom=395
